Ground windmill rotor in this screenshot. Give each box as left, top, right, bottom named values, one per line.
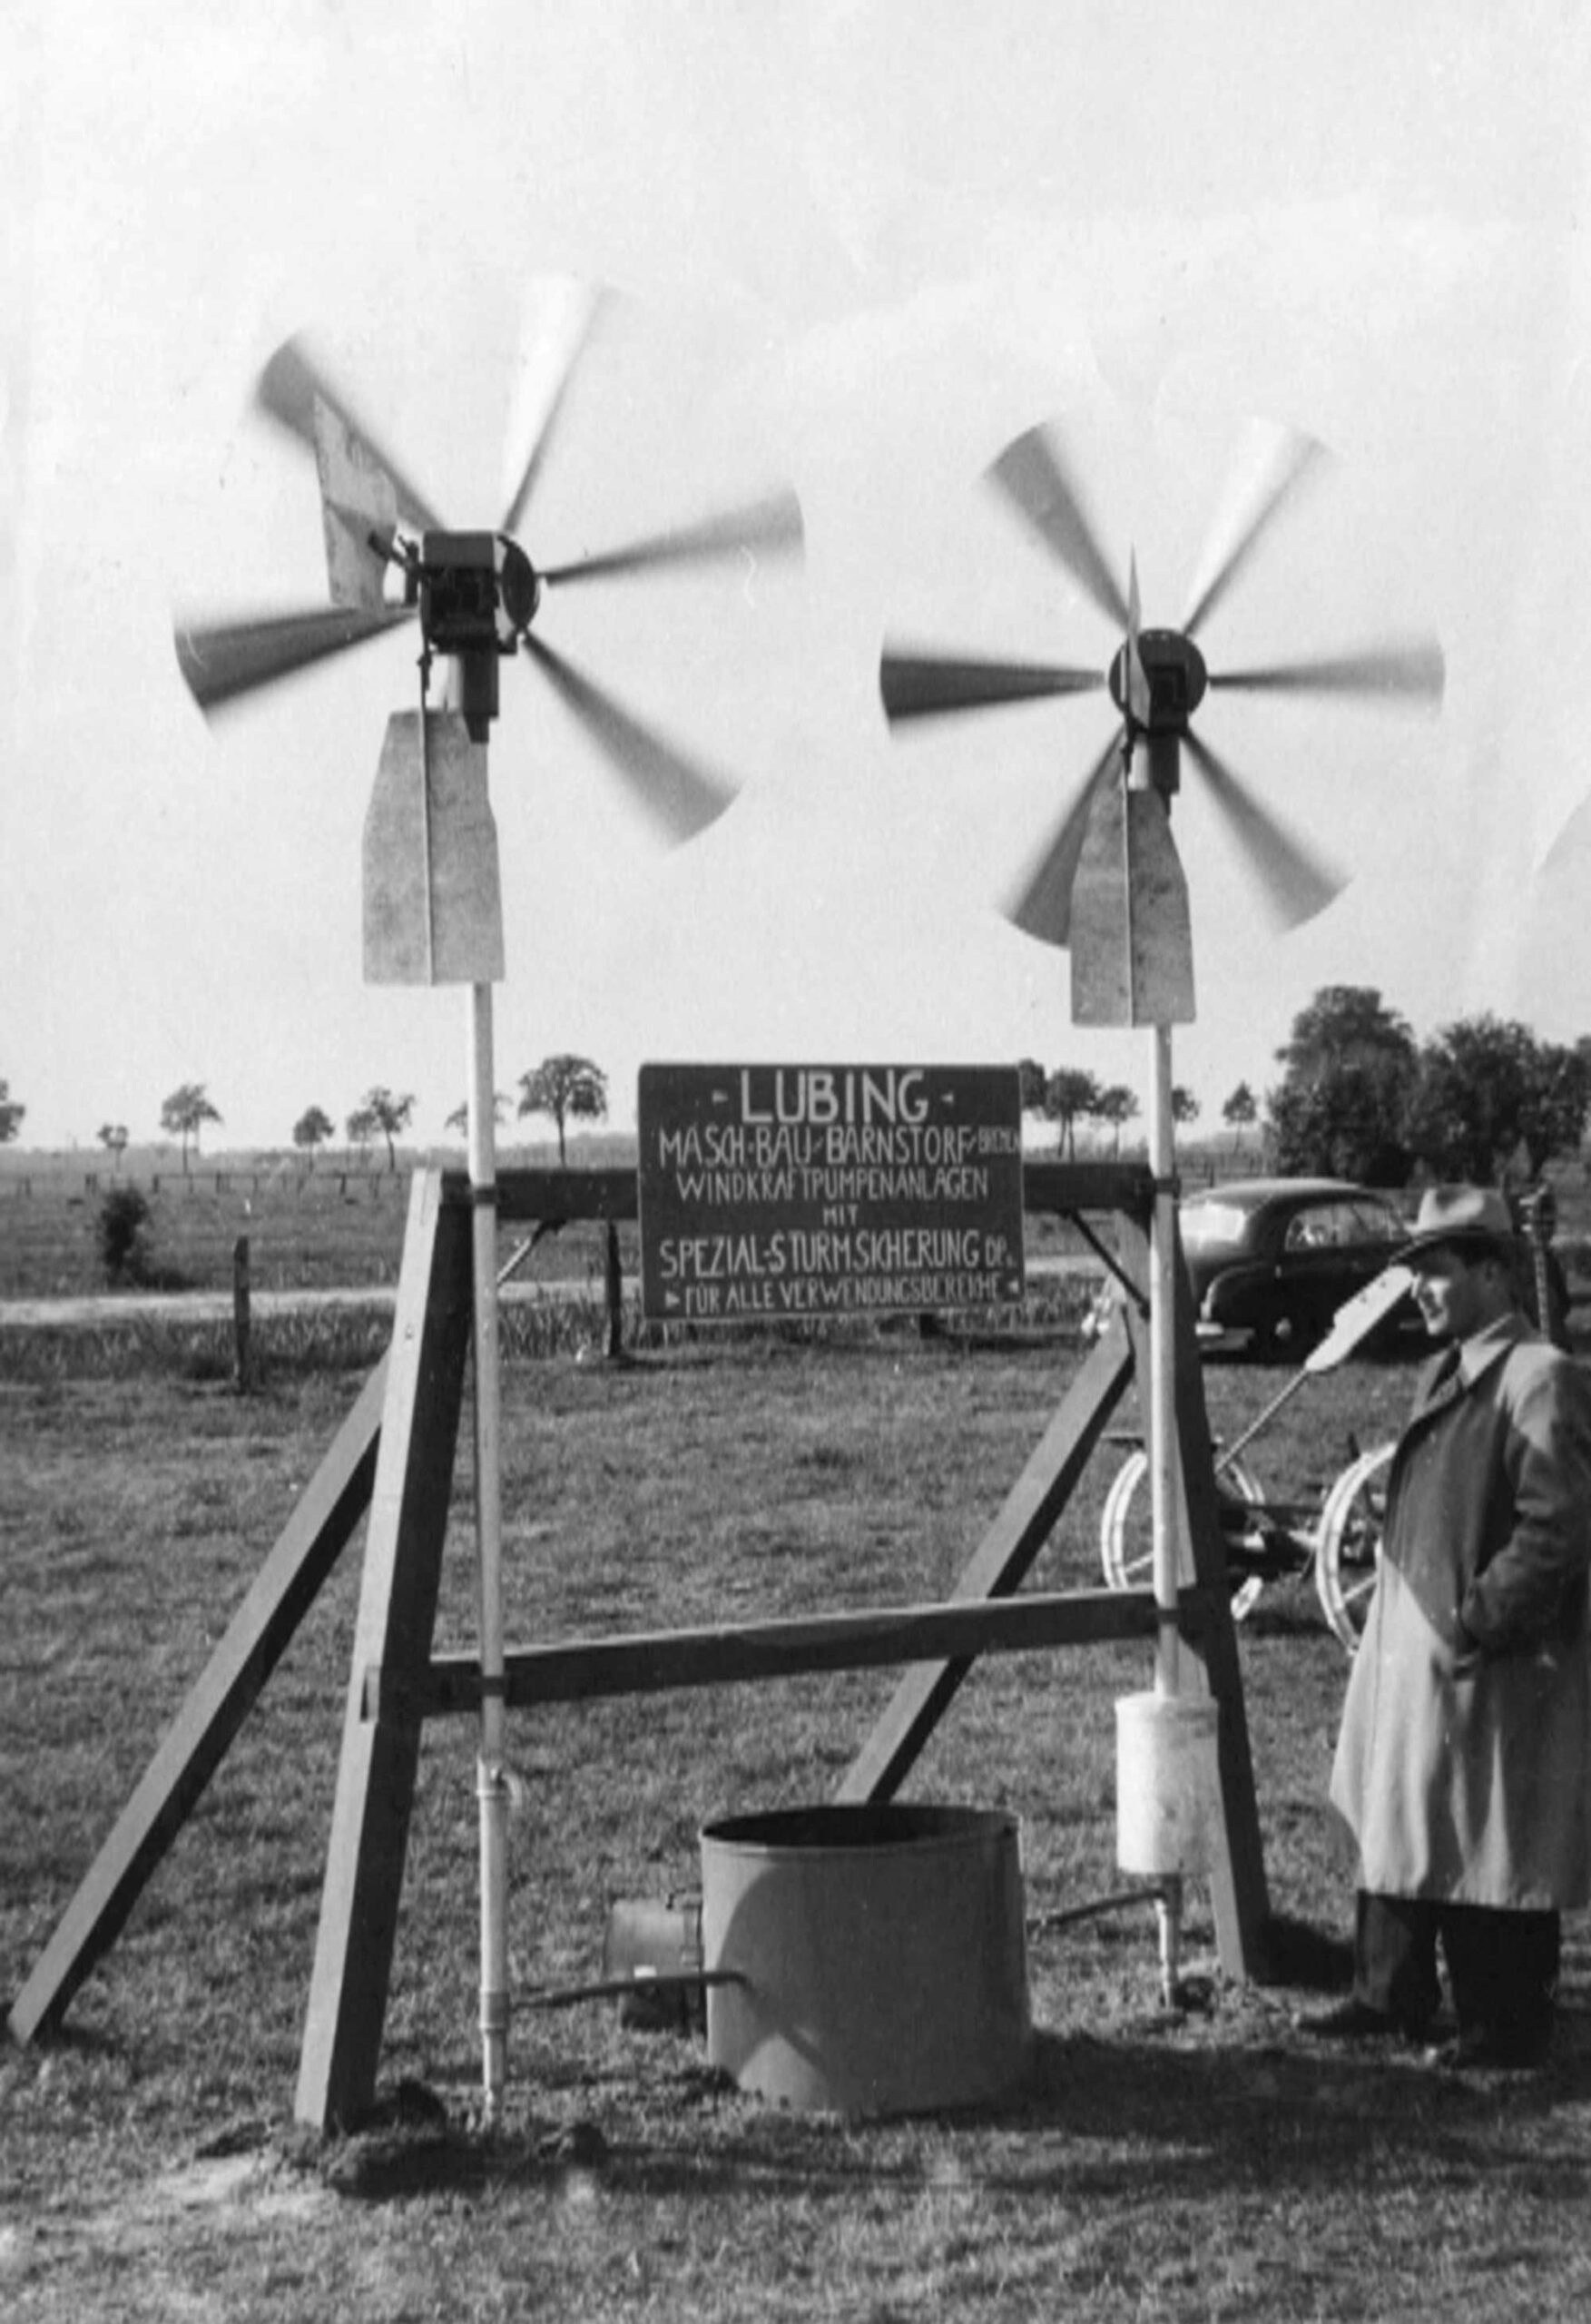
left=878, top=417, right=1445, bottom=949
left=174, top=290, right=804, bottom=843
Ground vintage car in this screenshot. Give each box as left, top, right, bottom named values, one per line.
left=1177, top=1176, right=1412, bottom=1358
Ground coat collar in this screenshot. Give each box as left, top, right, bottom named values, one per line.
left=1456, top=1312, right=1526, bottom=1387
left=1412, top=1313, right=1526, bottom=1417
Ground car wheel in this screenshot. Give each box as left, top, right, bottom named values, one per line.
left=1314, top=1442, right=1393, bottom=1652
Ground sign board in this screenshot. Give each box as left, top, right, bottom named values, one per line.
left=638, top=1064, right=1026, bottom=1324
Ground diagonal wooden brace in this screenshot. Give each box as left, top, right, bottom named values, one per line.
left=8, top=1364, right=387, bottom=2046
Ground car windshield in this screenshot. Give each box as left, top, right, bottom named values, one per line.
left=1179, top=1201, right=1253, bottom=1254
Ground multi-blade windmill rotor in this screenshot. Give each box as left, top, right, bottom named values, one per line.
left=879, top=418, right=1445, bottom=953
left=173, top=289, right=804, bottom=844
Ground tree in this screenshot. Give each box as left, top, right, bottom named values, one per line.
left=292, top=1107, right=335, bottom=1169
left=1525, top=1040, right=1591, bottom=1177
left=160, top=1082, right=221, bottom=1174
left=1095, top=1084, right=1139, bottom=1156
left=1169, top=1086, right=1202, bottom=1157
left=446, top=1092, right=510, bottom=1137
left=0, top=1080, right=24, bottom=1144
left=357, top=1086, right=416, bottom=1173
left=1044, top=1068, right=1102, bottom=1161
left=1222, top=1082, right=1258, bottom=1150
left=1406, top=1018, right=1591, bottom=1185
left=518, top=1054, right=609, bottom=1165
left=1016, top=1058, right=1049, bottom=1119
left=97, top=1123, right=129, bottom=1172
left=1267, top=985, right=1417, bottom=1184
left=96, top=1185, right=152, bottom=1285
left=346, top=1105, right=377, bottom=1167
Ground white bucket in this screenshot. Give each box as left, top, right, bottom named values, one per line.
left=1115, top=1690, right=1223, bottom=1877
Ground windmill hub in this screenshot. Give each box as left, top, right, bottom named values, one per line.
left=417, top=531, right=542, bottom=659
left=409, top=532, right=543, bottom=741
left=1107, top=629, right=1206, bottom=734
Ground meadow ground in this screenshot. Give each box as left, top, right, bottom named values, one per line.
left=5, top=1160, right=1591, bottom=2319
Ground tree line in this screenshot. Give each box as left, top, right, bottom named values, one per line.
left=8, top=1002, right=1589, bottom=1190
left=0, top=1058, right=610, bottom=1174
left=1024, top=987, right=1591, bottom=1187
left=1017, top=1059, right=1229, bottom=1160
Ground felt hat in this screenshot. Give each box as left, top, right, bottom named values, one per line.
left=1394, top=1184, right=1517, bottom=1265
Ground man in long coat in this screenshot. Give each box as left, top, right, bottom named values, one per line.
left=1311, top=1184, right=1591, bottom=2068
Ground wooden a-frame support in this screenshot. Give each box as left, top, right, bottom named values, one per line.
left=9, top=1161, right=1268, bottom=2132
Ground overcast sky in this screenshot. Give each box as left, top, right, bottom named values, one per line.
left=5, top=0, right=1591, bottom=1152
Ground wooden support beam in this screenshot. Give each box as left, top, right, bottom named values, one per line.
left=366, top=1585, right=1215, bottom=1720
left=8, top=1357, right=388, bottom=2045
left=1022, top=1158, right=1154, bottom=1220
left=493, top=1167, right=635, bottom=1225
left=485, top=1158, right=1156, bottom=1231
left=834, top=1310, right=1138, bottom=1803
left=294, top=1171, right=472, bottom=2132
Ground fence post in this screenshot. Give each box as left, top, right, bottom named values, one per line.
left=232, top=1235, right=251, bottom=1394
left=605, top=1219, right=624, bottom=1361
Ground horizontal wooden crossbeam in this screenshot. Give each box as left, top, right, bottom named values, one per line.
left=362, top=1584, right=1213, bottom=1722
left=475, top=1160, right=1156, bottom=1228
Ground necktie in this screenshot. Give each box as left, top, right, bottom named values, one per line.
left=1421, top=1344, right=1461, bottom=1406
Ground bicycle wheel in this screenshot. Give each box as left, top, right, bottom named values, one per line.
left=1098, top=1447, right=1266, bottom=1593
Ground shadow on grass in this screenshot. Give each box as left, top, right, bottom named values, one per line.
left=317, top=2002, right=1591, bottom=2211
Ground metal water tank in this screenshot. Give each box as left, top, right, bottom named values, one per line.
left=700, top=1802, right=1031, bottom=2117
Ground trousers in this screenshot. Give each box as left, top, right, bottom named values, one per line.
left=1353, top=1889, right=1560, bottom=2039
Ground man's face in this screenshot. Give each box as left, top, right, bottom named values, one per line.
left=1409, top=1244, right=1505, bottom=1342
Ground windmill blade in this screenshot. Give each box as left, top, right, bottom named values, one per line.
left=879, top=645, right=1104, bottom=724
left=1207, top=637, right=1446, bottom=708
left=255, top=335, right=447, bottom=535
left=985, top=424, right=1129, bottom=631
left=499, top=281, right=611, bottom=539
left=1183, top=728, right=1346, bottom=930
left=173, top=604, right=416, bottom=714
left=1001, top=730, right=1125, bottom=947
left=524, top=633, right=738, bottom=843
left=539, top=488, right=804, bottom=587
left=1183, top=427, right=1331, bottom=640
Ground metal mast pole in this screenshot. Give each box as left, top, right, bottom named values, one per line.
left=1146, top=1019, right=1180, bottom=1702
left=430, top=653, right=510, bottom=2128
left=467, top=974, right=509, bottom=2125
left=1146, top=1013, right=1183, bottom=2002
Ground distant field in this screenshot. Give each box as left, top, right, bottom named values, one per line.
left=0, top=1142, right=626, bottom=1304
left=0, top=1137, right=1136, bottom=1309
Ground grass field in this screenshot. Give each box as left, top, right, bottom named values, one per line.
left=5, top=1278, right=1591, bottom=2319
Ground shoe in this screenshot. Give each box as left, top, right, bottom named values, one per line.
left=1429, top=2021, right=1553, bottom=2073
left=1297, top=1998, right=1419, bottom=2043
